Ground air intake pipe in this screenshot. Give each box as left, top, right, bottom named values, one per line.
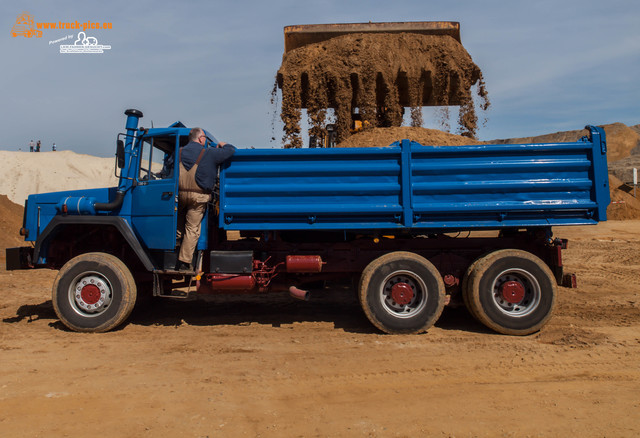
left=94, top=191, right=125, bottom=211
left=55, top=109, right=143, bottom=215
left=92, top=109, right=143, bottom=212
left=55, top=191, right=126, bottom=215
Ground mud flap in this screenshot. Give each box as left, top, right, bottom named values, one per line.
left=562, top=273, right=577, bottom=288
left=5, top=247, right=34, bottom=270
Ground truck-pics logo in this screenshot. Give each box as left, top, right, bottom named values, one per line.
left=11, top=12, right=41, bottom=38
left=60, top=31, right=111, bottom=54
left=11, top=11, right=114, bottom=54
left=11, top=11, right=113, bottom=40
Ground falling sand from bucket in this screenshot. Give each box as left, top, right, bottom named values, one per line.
left=277, top=32, right=489, bottom=148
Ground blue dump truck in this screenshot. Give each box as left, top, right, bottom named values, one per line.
left=6, top=109, right=610, bottom=335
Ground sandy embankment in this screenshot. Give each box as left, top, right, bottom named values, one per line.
left=0, top=150, right=117, bottom=205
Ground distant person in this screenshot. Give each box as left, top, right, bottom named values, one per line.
left=36, top=140, right=41, bottom=152
left=52, top=142, right=56, bottom=151
left=29, top=140, right=34, bottom=152
left=176, top=127, right=235, bottom=272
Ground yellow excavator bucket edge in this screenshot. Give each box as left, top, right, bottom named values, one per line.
left=284, top=21, right=461, bottom=53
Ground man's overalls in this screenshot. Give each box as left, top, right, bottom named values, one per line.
left=177, top=147, right=209, bottom=267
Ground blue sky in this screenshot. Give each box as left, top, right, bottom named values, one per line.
left=2, top=0, right=638, bottom=157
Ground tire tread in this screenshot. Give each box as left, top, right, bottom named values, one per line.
left=359, top=251, right=445, bottom=334
left=52, top=252, right=137, bottom=333
left=466, top=249, right=556, bottom=336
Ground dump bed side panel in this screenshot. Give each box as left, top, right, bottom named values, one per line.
left=219, top=126, right=609, bottom=232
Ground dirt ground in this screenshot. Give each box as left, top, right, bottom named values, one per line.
left=1, top=220, right=639, bottom=437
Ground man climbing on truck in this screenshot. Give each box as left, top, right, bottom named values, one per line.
left=176, top=127, right=235, bottom=272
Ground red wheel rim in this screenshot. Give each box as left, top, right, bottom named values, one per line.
left=80, top=284, right=101, bottom=305
left=500, top=280, right=525, bottom=304
left=391, top=282, right=414, bottom=305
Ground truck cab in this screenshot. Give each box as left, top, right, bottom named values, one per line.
left=125, top=123, right=217, bottom=260
left=14, top=110, right=219, bottom=273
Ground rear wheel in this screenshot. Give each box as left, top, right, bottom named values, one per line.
left=52, top=252, right=137, bottom=332
left=465, top=249, right=556, bottom=335
left=461, top=255, right=483, bottom=320
left=359, top=252, right=445, bottom=334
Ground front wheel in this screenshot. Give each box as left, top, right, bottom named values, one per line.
left=465, top=249, right=557, bottom=335
left=359, top=252, right=445, bottom=334
left=52, top=252, right=137, bottom=332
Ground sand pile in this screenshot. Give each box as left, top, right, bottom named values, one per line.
left=607, top=124, right=640, bottom=184
left=493, top=123, right=640, bottom=162
left=608, top=174, right=640, bottom=220
left=0, top=150, right=117, bottom=205
left=605, top=123, right=640, bottom=161
left=336, top=126, right=484, bottom=147
left=609, top=155, right=640, bottom=184
left=0, top=195, right=25, bottom=250
left=277, top=33, right=489, bottom=148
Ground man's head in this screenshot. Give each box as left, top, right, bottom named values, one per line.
left=189, top=127, right=206, bottom=146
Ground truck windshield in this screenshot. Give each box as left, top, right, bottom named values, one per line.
left=138, top=135, right=176, bottom=181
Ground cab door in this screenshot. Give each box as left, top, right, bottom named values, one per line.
left=131, top=134, right=178, bottom=250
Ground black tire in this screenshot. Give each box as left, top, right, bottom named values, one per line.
left=466, top=249, right=556, bottom=335
left=52, top=252, right=137, bottom=332
left=461, top=255, right=483, bottom=320
left=359, top=252, right=445, bottom=334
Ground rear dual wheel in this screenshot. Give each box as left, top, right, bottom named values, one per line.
left=359, top=252, right=445, bottom=334
left=52, top=252, right=137, bottom=333
left=463, top=249, right=556, bottom=335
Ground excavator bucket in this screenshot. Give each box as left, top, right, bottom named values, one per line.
left=277, top=21, right=488, bottom=147
left=284, top=21, right=461, bottom=53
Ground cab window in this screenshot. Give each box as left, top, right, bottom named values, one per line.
left=138, top=135, right=176, bottom=181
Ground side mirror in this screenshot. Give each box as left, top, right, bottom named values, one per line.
left=116, top=140, right=125, bottom=169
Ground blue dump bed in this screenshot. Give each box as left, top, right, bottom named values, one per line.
left=219, top=126, right=610, bottom=232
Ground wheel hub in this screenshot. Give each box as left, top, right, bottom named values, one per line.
left=380, top=270, right=428, bottom=318
left=391, top=282, right=414, bottom=305
left=71, top=274, right=112, bottom=314
left=500, top=280, right=525, bottom=304
left=490, top=268, right=542, bottom=318
left=80, top=284, right=101, bottom=305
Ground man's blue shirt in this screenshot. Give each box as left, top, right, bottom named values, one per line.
left=180, top=141, right=236, bottom=192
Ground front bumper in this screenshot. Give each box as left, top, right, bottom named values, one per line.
left=5, top=247, right=34, bottom=270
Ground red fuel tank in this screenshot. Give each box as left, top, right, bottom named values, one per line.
left=286, top=255, right=323, bottom=273
left=205, top=274, right=256, bottom=291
